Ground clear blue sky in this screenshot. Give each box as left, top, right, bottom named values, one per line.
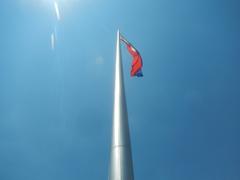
left=0, top=0, right=240, bottom=179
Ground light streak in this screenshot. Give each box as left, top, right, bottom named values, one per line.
left=54, top=1, right=60, bottom=21
left=51, top=32, right=55, bottom=50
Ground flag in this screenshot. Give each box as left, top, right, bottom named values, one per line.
left=120, top=35, right=143, bottom=77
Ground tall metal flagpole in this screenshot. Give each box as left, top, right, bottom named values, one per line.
left=109, top=30, right=134, bottom=180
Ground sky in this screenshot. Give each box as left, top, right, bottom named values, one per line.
left=0, top=0, right=240, bottom=180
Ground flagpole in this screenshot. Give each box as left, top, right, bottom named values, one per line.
left=109, top=30, right=134, bottom=180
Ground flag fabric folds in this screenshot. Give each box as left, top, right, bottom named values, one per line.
left=120, top=35, right=143, bottom=77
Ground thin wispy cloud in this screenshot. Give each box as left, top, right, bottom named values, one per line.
left=51, top=33, right=55, bottom=50
left=54, top=1, right=61, bottom=21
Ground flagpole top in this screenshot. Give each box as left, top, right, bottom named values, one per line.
left=117, top=29, right=120, bottom=39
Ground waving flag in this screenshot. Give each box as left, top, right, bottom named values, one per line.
left=120, top=35, right=143, bottom=77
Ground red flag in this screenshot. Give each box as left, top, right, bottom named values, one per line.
left=121, top=36, right=143, bottom=77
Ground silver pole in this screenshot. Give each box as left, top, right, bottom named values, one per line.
left=109, top=30, right=134, bottom=180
